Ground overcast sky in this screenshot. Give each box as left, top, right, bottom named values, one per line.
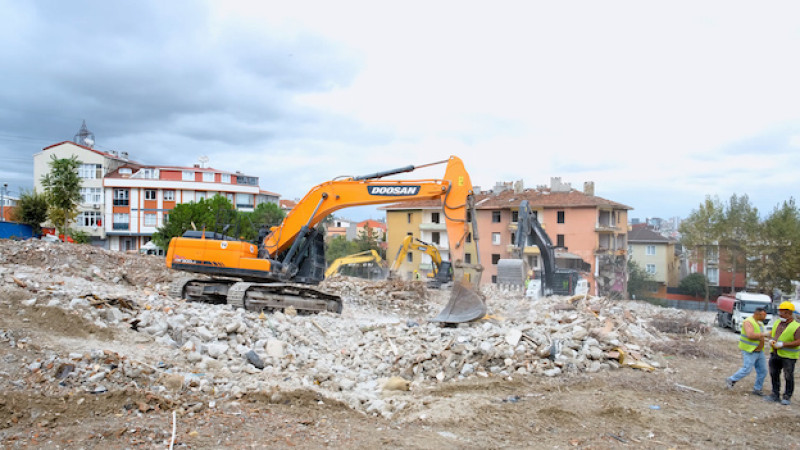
left=2, top=1, right=799, bottom=222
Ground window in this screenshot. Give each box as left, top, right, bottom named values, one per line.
left=221, top=174, right=231, bottom=183
left=78, top=164, right=101, bottom=179
left=466, top=233, right=472, bottom=243
left=77, top=211, right=101, bottom=227
left=464, top=253, right=472, bottom=264
left=226, top=193, right=234, bottom=203
left=467, top=211, right=472, bottom=222
left=557, top=211, right=565, bottom=223
left=491, top=254, right=501, bottom=265
left=203, top=172, right=214, bottom=182
left=113, top=189, right=129, bottom=206
left=196, top=191, right=207, bottom=202
left=707, top=267, right=719, bottom=284
left=431, top=232, right=440, bottom=244
left=406, top=252, right=413, bottom=262
left=646, top=245, right=656, bottom=255
left=407, top=213, right=412, bottom=224
left=141, top=168, right=156, bottom=179
left=120, top=168, right=132, bottom=175
left=182, top=171, right=194, bottom=181
left=80, top=187, right=102, bottom=204
left=236, top=193, right=254, bottom=208
left=431, top=212, right=440, bottom=224
left=144, top=214, right=157, bottom=227
left=492, top=211, right=501, bottom=223
left=646, top=264, right=656, bottom=274
left=113, top=213, right=129, bottom=230
left=512, top=210, right=519, bottom=222
left=236, top=175, right=258, bottom=185
left=556, top=234, right=565, bottom=248
left=144, top=189, right=157, bottom=200
left=163, top=190, right=175, bottom=201
left=492, top=232, right=501, bottom=245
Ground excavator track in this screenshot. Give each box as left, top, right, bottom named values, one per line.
left=226, top=282, right=343, bottom=314
left=168, top=277, right=342, bottom=314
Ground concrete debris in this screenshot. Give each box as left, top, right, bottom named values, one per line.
left=0, top=240, right=705, bottom=419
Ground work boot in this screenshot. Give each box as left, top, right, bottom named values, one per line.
left=780, top=399, right=791, bottom=406
left=725, top=378, right=735, bottom=389
left=764, top=395, right=780, bottom=403
left=751, top=390, right=764, bottom=397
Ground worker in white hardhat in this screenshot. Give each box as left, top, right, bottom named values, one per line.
left=764, top=301, right=800, bottom=405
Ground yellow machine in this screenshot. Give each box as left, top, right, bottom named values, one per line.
left=390, top=236, right=452, bottom=288
left=325, top=249, right=387, bottom=279
left=166, top=156, right=485, bottom=323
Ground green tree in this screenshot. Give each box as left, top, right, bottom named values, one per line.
left=14, top=189, right=48, bottom=235
left=719, top=194, right=760, bottom=292
left=152, top=195, right=239, bottom=248
left=326, top=235, right=361, bottom=264
left=40, top=155, right=82, bottom=237
left=249, top=202, right=286, bottom=234
left=750, top=198, right=800, bottom=294
left=679, top=196, right=724, bottom=310
left=679, top=273, right=709, bottom=297
left=627, top=260, right=658, bottom=300
left=353, top=225, right=385, bottom=257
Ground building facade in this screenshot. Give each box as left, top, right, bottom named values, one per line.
left=627, top=225, right=680, bottom=295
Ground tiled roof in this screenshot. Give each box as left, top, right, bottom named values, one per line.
left=627, top=227, right=673, bottom=243
left=280, top=199, right=297, bottom=209
left=474, top=188, right=632, bottom=210
left=358, top=219, right=387, bottom=230
left=43, top=141, right=133, bottom=161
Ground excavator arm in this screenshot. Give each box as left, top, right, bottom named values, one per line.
left=390, top=235, right=445, bottom=278
left=325, top=249, right=386, bottom=279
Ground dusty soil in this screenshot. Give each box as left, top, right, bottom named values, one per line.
left=1, top=243, right=800, bottom=449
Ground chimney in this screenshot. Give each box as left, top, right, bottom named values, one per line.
left=121, top=151, right=129, bottom=159
left=193, top=164, right=200, bottom=168
left=513, top=179, right=524, bottom=194
left=583, top=181, right=595, bottom=196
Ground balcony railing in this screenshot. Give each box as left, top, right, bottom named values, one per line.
left=419, top=222, right=446, bottom=231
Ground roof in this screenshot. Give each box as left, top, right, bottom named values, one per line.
left=280, top=199, right=297, bottom=209
left=475, top=188, right=632, bottom=210
left=42, top=141, right=133, bottom=162
left=380, top=199, right=442, bottom=210
left=103, top=164, right=257, bottom=179
left=357, top=219, right=387, bottom=230
left=259, top=190, right=280, bottom=197
left=627, top=226, right=674, bottom=243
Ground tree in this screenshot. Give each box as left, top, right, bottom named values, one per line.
left=679, top=273, right=709, bottom=297
left=13, top=190, right=48, bottom=235
left=40, top=155, right=82, bottom=237
left=249, top=202, right=286, bottom=232
left=152, top=195, right=239, bottom=248
left=679, top=196, right=724, bottom=310
left=325, top=235, right=361, bottom=264
left=719, top=194, right=759, bottom=292
left=627, top=260, right=657, bottom=300
left=353, top=225, right=385, bottom=257
left=750, top=198, right=800, bottom=294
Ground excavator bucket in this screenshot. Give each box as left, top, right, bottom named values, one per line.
left=431, top=280, right=486, bottom=324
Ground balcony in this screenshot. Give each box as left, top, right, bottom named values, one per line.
left=595, top=223, right=616, bottom=232
left=419, top=222, right=446, bottom=231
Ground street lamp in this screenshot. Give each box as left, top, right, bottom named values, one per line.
left=0, top=183, right=7, bottom=222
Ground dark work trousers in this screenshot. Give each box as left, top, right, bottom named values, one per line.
left=768, top=353, right=797, bottom=400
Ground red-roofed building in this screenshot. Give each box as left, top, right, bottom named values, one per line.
left=33, top=124, right=280, bottom=251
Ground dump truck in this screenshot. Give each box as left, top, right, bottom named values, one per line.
left=716, top=291, right=775, bottom=331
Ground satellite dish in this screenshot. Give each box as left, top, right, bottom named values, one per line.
left=198, top=155, right=209, bottom=168
left=83, top=137, right=95, bottom=147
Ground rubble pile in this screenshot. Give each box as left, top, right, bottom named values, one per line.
left=0, top=240, right=712, bottom=420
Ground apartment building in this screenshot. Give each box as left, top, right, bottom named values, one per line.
left=33, top=131, right=278, bottom=251
left=473, top=179, right=630, bottom=296
left=627, top=225, right=680, bottom=295
left=103, top=163, right=278, bottom=251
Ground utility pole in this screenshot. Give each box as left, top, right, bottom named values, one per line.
left=0, top=183, right=6, bottom=221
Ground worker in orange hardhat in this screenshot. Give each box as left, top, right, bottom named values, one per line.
left=764, top=301, right=800, bottom=405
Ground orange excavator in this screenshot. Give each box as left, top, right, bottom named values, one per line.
left=166, top=156, right=485, bottom=323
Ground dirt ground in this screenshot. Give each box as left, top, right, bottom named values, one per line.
left=2, top=244, right=800, bottom=449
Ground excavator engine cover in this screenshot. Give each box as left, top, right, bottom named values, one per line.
left=431, top=281, right=486, bottom=324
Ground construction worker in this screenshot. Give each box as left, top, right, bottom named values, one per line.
left=524, top=271, right=533, bottom=289
left=725, top=307, right=769, bottom=395
left=764, top=302, right=800, bottom=405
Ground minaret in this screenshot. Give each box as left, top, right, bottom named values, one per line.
left=73, top=120, right=95, bottom=148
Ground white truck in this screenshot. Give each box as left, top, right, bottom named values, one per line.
left=716, top=291, right=775, bottom=331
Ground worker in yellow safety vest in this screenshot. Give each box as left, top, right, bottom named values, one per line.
left=764, top=302, right=800, bottom=406
left=725, top=307, right=769, bottom=395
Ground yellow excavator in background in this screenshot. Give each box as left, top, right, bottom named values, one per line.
left=390, top=236, right=452, bottom=288
left=325, top=249, right=387, bottom=280
left=166, top=156, right=485, bottom=323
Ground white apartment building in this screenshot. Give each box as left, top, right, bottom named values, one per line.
left=33, top=135, right=279, bottom=251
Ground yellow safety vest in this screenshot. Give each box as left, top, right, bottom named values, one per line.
left=770, top=320, right=800, bottom=359
left=739, top=316, right=764, bottom=353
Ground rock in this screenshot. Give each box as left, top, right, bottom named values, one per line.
left=158, top=373, right=185, bottom=392
left=265, top=339, right=285, bottom=358
left=245, top=350, right=265, bottom=369
left=505, top=329, right=523, bottom=346
left=382, top=376, right=411, bottom=391
left=206, top=342, right=230, bottom=359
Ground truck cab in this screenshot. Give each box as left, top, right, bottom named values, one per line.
left=717, top=292, right=775, bottom=332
